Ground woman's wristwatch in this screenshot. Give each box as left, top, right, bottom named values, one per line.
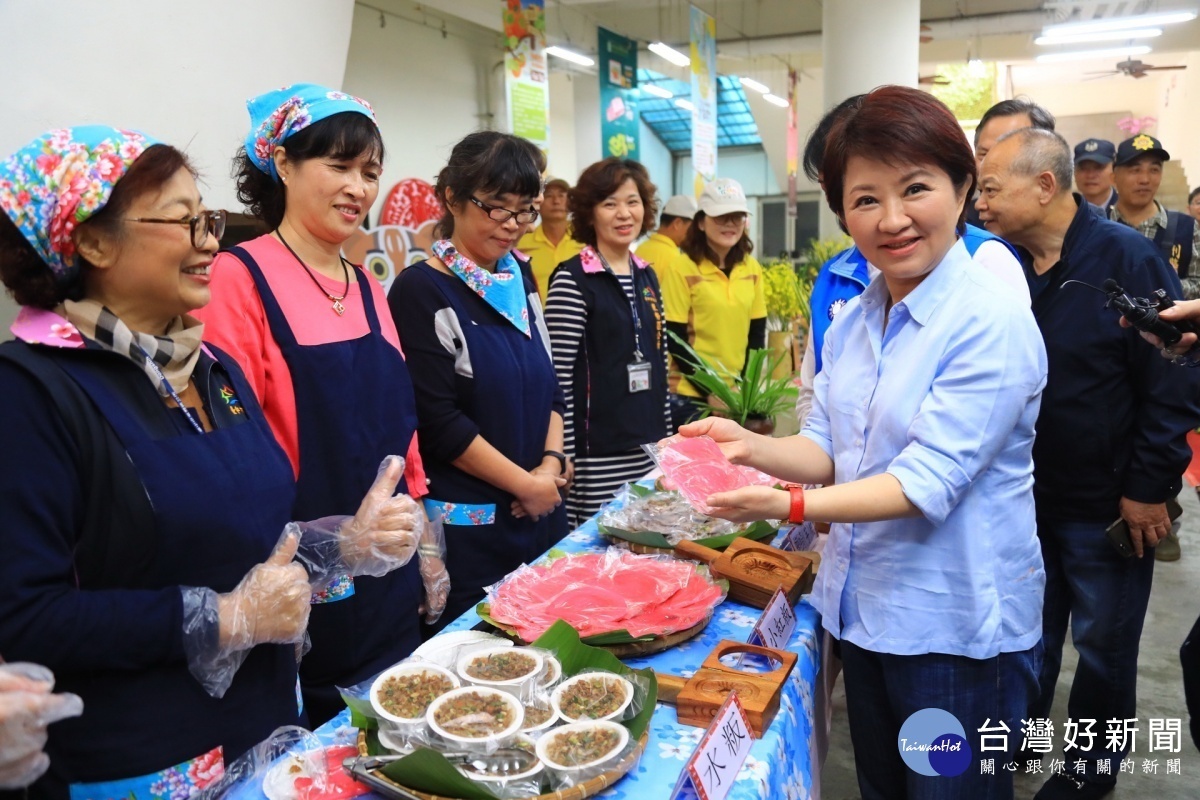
left=542, top=450, right=568, bottom=475
left=786, top=484, right=805, bottom=524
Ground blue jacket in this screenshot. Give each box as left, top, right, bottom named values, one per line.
left=809, top=224, right=1016, bottom=372
left=1023, top=197, right=1200, bottom=520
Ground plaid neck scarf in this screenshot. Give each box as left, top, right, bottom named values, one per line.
left=61, top=299, right=205, bottom=396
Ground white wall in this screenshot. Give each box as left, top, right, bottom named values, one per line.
left=343, top=3, right=502, bottom=218
left=1156, top=53, right=1200, bottom=193
left=547, top=72, right=581, bottom=183
left=638, top=121, right=674, bottom=212
left=0, top=0, right=356, bottom=336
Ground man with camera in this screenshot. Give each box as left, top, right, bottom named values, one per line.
left=977, top=127, right=1200, bottom=799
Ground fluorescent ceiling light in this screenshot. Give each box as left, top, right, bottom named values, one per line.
left=674, top=97, right=695, bottom=112
left=642, top=84, right=674, bottom=99
left=1036, top=27, right=1162, bottom=45
left=1035, top=44, right=1151, bottom=63
left=650, top=41, right=691, bottom=67
left=739, top=76, right=770, bottom=94
left=763, top=93, right=790, bottom=107
left=545, top=45, right=594, bottom=66
left=1042, top=10, right=1196, bottom=36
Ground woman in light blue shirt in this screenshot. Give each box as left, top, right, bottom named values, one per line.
left=682, top=86, right=1047, bottom=800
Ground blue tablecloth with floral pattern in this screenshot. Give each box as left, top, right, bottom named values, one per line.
left=303, top=509, right=825, bottom=800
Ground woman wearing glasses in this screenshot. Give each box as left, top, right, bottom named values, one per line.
left=0, top=127, right=314, bottom=797
left=389, top=131, right=567, bottom=630
left=196, top=84, right=446, bottom=724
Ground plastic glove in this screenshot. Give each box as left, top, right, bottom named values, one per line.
left=0, top=663, right=83, bottom=789
left=182, top=531, right=311, bottom=698
left=290, top=456, right=422, bottom=584
left=417, top=511, right=450, bottom=625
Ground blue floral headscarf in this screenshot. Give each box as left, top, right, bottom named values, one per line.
left=245, top=83, right=378, bottom=181
left=0, top=126, right=159, bottom=283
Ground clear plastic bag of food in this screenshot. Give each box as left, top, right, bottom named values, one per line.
left=426, top=686, right=525, bottom=751
left=340, top=659, right=452, bottom=754
left=598, top=484, right=751, bottom=545
left=642, top=435, right=778, bottom=515
left=550, top=668, right=648, bottom=724
left=204, top=726, right=367, bottom=800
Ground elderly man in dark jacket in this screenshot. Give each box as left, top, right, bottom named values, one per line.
left=977, top=127, right=1200, bottom=800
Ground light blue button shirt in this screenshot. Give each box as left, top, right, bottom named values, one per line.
left=803, top=239, right=1048, bottom=659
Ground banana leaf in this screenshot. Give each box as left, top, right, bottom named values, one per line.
left=598, top=518, right=778, bottom=551
left=373, top=620, right=658, bottom=799
left=475, top=603, right=656, bottom=646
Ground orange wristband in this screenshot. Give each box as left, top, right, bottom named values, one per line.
left=787, top=484, right=805, bottom=524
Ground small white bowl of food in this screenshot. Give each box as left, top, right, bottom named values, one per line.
left=535, top=720, right=629, bottom=773
left=550, top=672, right=634, bottom=723
left=519, top=695, right=559, bottom=735
left=426, top=686, right=524, bottom=746
left=370, top=662, right=460, bottom=729
left=457, top=646, right=544, bottom=697
left=538, top=653, right=562, bottom=689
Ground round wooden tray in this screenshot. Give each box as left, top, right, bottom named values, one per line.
left=600, top=534, right=673, bottom=556
left=483, top=612, right=712, bottom=658
left=354, top=729, right=649, bottom=800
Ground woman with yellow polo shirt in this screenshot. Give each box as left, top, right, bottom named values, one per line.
left=662, top=178, right=766, bottom=429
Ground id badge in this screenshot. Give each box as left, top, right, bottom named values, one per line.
left=627, top=359, right=651, bottom=393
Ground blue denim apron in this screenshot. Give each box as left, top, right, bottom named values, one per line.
left=52, top=350, right=300, bottom=797
left=408, top=262, right=564, bottom=630
left=230, top=246, right=422, bottom=725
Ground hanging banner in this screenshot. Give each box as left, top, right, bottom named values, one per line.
left=599, top=27, right=639, bottom=158
left=690, top=5, right=718, bottom=198
left=786, top=69, right=799, bottom=221
left=503, top=0, right=550, bottom=154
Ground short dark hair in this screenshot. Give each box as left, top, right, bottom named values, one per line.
left=821, top=85, right=977, bottom=234
left=803, top=94, right=865, bottom=182
left=1, top=144, right=194, bottom=309
left=1189, top=186, right=1200, bottom=205
left=568, top=158, right=658, bottom=249
left=975, top=97, right=1055, bottom=145
left=234, top=111, right=384, bottom=230
left=434, top=131, right=545, bottom=239
left=681, top=211, right=753, bottom=268
left=659, top=213, right=684, bottom=227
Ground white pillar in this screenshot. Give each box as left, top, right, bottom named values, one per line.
left=818, top=0, right=920, bottom=238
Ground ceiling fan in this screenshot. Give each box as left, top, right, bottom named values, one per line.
left=1087, top=58, right=1188, bottom=79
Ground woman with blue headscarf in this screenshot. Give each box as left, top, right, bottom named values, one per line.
left=197, top=84, right=448, bottom=724
left=0, top=127, right=419, bottom=798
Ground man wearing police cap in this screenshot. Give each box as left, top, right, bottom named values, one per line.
left=1110, top=134, right=1200, bottom=301
left=1074, top=138, right=1118, bottom=213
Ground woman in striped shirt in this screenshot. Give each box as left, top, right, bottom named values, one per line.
left=544, top=159, right=671, bottom=526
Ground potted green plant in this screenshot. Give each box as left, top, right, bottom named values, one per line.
left=669, top=332, right=798, bottom=436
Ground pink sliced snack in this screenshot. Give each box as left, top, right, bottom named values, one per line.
left=487, top=550, right=726, bottom=642
left=651, top=436, right=778, bottom=514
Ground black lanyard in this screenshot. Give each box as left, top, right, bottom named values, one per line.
left=597, top=251, right=644, bottom=361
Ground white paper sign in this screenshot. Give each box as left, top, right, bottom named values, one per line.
left=748, top=586, right=797, bottom=650
left=670, top=692, right=754, bottom=800
left=775, top=520, right=817, bottom=552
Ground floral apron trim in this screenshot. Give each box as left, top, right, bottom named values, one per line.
left=310, top=572, right=355, bottom=604
left=68, top=746, right=224, bottom=800
left=423, top=498, right=497, bottom=526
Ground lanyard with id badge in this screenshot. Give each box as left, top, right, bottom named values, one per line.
left=599, top=251, right=652, bottom=394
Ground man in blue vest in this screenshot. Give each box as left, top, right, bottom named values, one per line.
left=1074, top=138, right=1118, bottom=214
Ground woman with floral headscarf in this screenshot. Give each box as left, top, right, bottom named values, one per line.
left=195, top=84, right=447, bottom=725
left=0, top=127, right=420, bottom=798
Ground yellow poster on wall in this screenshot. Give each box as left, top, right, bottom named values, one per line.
left=504, top=0, right=550, bottom=154
left=690, top=4, right=717, bottom=198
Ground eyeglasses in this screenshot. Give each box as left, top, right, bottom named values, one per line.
left=469, top=196, right=539, bottom=224
left=126, top=209, right=227, bottom=249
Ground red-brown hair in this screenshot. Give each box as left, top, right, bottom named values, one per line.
left=568, top=158, right=658, bottom=249
left=821, top=86, right=976, bottom=234
left=0, top=143, right=194, bottom=309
